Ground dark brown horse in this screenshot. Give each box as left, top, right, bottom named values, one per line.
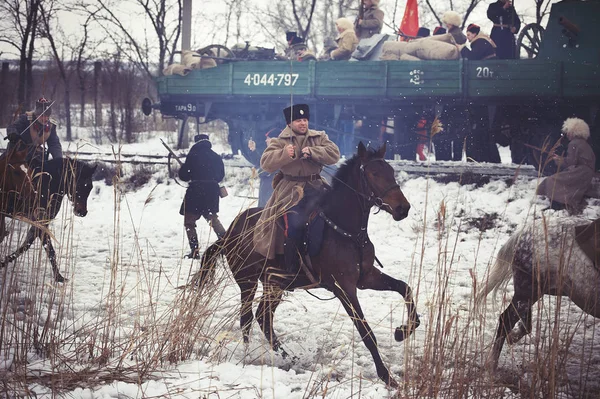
left=0, top=158, right=96, bottom=282
left=197, top=142, right=419, bottom=387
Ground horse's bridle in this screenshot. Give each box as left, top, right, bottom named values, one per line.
left=358, top=157, right=400, bottom=212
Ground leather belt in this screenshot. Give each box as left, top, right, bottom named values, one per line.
left=283, top=174, right=321, bottom=182
left=493, top=23, right=510, bottom=28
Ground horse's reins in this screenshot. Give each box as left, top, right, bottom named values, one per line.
left=311, top=157, right=401, bottom=269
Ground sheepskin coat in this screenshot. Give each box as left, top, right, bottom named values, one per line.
left=356, top=5, right=384, bottom=39
left=252, top=126, right=340, bottom=259
left=537, top=138, right=596, bottom=207
left=461, top=34, right=497, bottom=60
left=331, top=21, right=359, bottom=60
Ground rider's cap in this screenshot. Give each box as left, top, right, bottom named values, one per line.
left=467, top=23, right=481, bottom=35
left=286, top=31, right=297, bottom=42
left=194, top=133, right=210, bottom=143
left=283, top=104, right=310, bottom=125
left=35, top=97, right=52, bottom=116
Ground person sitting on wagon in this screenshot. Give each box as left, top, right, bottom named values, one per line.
left=458, top=24, right=497, bottom=60
left=537, top=118, right=596, bottom=211
left=442, top=11, right=467, bottom=45
left=330, top=18, right=359, bottom=61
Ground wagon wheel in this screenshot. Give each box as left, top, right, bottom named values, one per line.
left=517, top=23, right=545, bottom=59
left=197, top=44, right=236, bottom=64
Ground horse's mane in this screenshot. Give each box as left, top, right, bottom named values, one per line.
left=330, top=148, right=378, bottom=190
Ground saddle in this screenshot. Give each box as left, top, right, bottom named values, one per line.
left=574, top=218, right=600, bottom=268
left=281, top=191, right=327, bottom=281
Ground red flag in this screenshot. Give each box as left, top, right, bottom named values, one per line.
left=399, top=0, right=419, bottom=40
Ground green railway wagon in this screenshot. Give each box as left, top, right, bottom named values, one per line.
left=144, top=0, right=600, bottom=167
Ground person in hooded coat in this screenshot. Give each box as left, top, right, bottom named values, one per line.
left=330, top=18, right=359, bottom=60
left=179, top=134, right=226, bottom=258
left=252, top=104, right=340, bottom=261
left=537, top=118, right=596, bottom=211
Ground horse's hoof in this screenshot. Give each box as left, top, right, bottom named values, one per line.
left=55, top=274, right=67, bottom=283
left=395, top=325, right=412, bottom=342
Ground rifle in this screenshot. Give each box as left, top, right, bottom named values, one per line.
left=355, top=0, right=364, bottom=31
left=160, top=138, right=183, bottom=166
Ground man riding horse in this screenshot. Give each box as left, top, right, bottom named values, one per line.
left=252, top=104, right=341, bottom=270
left=1, top=97, right=63, bottom=241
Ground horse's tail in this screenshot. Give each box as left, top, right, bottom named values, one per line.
left=475, top=232, right=520, bottom=309
left=191, top=239, right=225, bottom=288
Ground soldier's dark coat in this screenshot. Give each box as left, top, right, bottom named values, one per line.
left=461, top=35, right=497, bottom=60
left=6, top=113, right=63, bottom=164
left=487, top=0, right=521, bottom=59
left=178, top=140, right=225, bottom=216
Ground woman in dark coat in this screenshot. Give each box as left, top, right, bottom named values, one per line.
left=459, top=24, right=497, bottom=60
left=179, top=134, right=226, bottom=258
left=537, top=118, right=596, bottom=211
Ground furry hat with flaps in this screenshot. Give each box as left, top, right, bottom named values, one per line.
left=442, top=11, right=462, bottom=27
left=563, top=117, right=590, bottom=140
left=283, top=104, right=310, bottom=124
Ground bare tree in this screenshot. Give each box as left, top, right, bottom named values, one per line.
left=0, top=0, right=43, bottom=108
left=82, top=0, right=182, bottom=78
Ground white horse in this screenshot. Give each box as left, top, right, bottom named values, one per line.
left=476, top=216, right=600, bottom=369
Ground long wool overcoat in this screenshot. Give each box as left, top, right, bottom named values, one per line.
left=253, top=126, right=340, bottom=259
left=537, top=137, right=596, bottom=207
left=178, top=140, right=225, bottom=216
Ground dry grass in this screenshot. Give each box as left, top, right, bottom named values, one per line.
left=1, top=159, right=599, bottom=398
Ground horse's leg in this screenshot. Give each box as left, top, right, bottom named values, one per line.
left=334, top=284, right=399, bottom=388
left=0, top=226, right=38, bottom=268
left=41, top=232, right=66, bottom=283
left=506, top=297, right=536, bottom=345
left=255, top=285, right=288, bottom=357
left=238, top=279, right=258, bottom=344
left=357, top=268, right=420, bottom=342
left=489, top=295, right=532, bottom=370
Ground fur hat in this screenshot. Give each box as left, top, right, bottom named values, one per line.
left=433, top=26, right=447, bottom=35
left=35, top=97, right=53, bottom=116
left=562, top=117, right=590, bottom=140
left=194, top=133, right=210, bottom=143
left=417, top=27, right=431, bottom=37
left=286, top=31, right=297, bottom=42
left=467, top=23, right=481, bottom=35
left=442, top=11, right=462, bottom=27
left=283, top=104, right=310, bottom=124
left=290, top=36, right=304, bottom=45
left=335, top=17, right=354, bottom=32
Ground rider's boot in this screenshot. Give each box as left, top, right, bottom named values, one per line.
left=185, top=228, right=200, bottom=259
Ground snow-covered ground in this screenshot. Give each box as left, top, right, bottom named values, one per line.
left=1, top=135, right=600, bottom=398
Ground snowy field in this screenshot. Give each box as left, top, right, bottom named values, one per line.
left=1, top=133, right=600, bottom=398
